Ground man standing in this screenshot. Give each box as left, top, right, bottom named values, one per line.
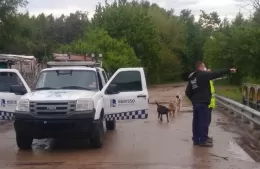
left=185, top=61, right=236, bottom=147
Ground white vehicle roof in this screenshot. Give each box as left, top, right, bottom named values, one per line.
left=42, top=66, right=101, bottom=72
left=47, top=61, right=102, bottom=67
left=0, top=54, right=36, bottom=61
left=0, top=69, right=21, bottom=73
left=46, top=61, right=105, bottom=71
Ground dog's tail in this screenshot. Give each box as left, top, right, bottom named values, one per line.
left=155, top=100, right=159, bottom=106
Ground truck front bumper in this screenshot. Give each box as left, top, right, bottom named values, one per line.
left=13, top=111, right=100, bottom=139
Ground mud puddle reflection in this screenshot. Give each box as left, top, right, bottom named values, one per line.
left=31, top=138, right=91, bottom=152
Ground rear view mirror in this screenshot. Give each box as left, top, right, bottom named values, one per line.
left=10, top=85, right=27, bottom=95
left=105, top=84, right=119, bottom=94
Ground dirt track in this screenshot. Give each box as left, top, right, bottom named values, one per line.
left=0, top=83, right=259, bottom=169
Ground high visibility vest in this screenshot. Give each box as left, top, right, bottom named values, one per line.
left=208, top=80, right=216, bottom=108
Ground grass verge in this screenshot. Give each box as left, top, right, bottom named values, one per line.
left=214, top=79, right=242, bottom=102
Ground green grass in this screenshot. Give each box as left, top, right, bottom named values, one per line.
left=214, top=79, right=242, bottom=102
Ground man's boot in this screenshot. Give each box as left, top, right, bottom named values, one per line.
left=207, top=136, right=213, bottom=143
left=198, top=138, right=213, bottom=147
left=199, top=141, right=213, bottom=147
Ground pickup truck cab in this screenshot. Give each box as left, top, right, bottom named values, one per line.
left=7, top=61, right=149, bottom=149
left=0, top=69, right=31, bottom=116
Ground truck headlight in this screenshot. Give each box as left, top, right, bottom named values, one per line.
left=76, top=99, right=94, bottom=111
left=16, top=99, right=30, bottom=112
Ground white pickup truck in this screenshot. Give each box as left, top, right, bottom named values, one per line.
left=0, top=61, right=149, bottom=149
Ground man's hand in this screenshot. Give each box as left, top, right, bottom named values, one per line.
left=230, top=68, right=236, bottom=73
left=207, top=69, right=211, bottom=72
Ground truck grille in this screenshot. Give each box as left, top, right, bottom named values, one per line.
left=30, top=101, right=76, bottom=116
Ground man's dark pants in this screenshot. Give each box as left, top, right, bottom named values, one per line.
left=206, top=108, right=212, bottom=137
left=192, top=103, right=210, bottom=144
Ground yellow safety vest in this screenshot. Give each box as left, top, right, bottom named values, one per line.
left=208, top=80, right=216, bottom=108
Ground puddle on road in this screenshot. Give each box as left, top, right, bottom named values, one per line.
left=0, top=122, right=13, bottom=132
left=227, top=140, right=255, bottom=162
left=216, top=114, right=260, bottom=162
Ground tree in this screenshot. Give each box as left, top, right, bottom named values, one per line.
left=92, top=0, right=161, bottom=83
left=179, top=9, right=204, bottom=79
left=0, top=0, right=28, bottom=51
left=59, top=28, right=140, bottom=73
left=203, top=11, right=260, bottom=84
left=3, top=0, right=259, bottom=85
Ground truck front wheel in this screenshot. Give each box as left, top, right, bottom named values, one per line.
left=90, top=120, right=104, bottom=148
left=106, top=120, right=116, bottom=130
left=16, top=133, right=33, bottom=149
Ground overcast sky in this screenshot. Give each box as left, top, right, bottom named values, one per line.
left=19, top=0, right=253, bottom=21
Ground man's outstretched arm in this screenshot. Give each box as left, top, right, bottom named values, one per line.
left=202, top=68, right=236, bottom=80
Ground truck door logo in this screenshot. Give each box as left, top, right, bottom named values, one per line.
left=0, top=99, right=6, bottom=107
left=110, top=99, right=116, bottom=107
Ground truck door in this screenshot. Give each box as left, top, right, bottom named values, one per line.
left=102, top=68, right=149, bottom=121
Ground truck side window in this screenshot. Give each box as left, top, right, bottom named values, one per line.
left=0, top=72, right=26, bottom=93
left=109, top=71, right=142, bottom=92
left=97, top=72, right=103, bottom=90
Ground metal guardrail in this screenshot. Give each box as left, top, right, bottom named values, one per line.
left=216, top=94, right=260, bottom=129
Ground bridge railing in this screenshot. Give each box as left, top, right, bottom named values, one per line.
left=216, top=94, right=260, bottom=129
left=242, top=83, right=260, bottom=111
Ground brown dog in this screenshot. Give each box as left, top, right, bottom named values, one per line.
left=168, top=101, right=176, bottom=116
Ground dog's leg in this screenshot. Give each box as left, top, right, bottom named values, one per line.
left=158, top=112, right=160, bottom=119
left=166, top=114, right=169, bottom=122
left=160, top=114, right=163, bottom=121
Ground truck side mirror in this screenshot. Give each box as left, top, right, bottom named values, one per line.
left=10, top=85, right=27, bottom=95
left=105, top=84, right=119, bottom=95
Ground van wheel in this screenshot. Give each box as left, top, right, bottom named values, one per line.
left=90, top=120, right=104, bottom=148
left=106, top=120, right=116, bottom=130
left=16, top=134, right=33, bottom=150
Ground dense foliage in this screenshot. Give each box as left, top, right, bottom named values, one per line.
left=0, top=0, right=258, bottom=84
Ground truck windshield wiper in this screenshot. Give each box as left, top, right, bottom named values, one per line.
left=34, top=87, right=56, bottom=90
left=60, top=86, right=91, bottom=90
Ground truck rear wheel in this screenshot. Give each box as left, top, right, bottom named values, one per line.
left=106, top=120, right=116, bottom=130
left=16, top=133, right=33, bottom=150
left=90, top=120, right=104, bottom=148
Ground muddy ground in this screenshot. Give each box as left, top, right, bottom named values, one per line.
left=0, top=83, right=259, bottom=168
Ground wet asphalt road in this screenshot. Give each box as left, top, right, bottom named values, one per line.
left=0, top=84, right=259, bottom=169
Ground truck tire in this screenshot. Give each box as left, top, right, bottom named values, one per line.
left=90, top=119, right=104, bottom=148
left=16, top=134, right=33, bottom=149
left=106, top=120, right=116, bottom=130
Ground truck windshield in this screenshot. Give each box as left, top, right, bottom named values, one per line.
left=35, top=70, right=98, bottom=90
